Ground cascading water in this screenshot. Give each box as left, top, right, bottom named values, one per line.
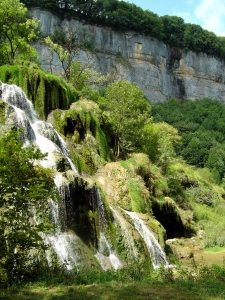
left=91, top=187, right=123, bottom=270
left=45, top=174, right=81, bottom=270
left=1, top=83, right=78, bottom=172
left=1, top=82, right=80, bottom=269
left=110, top=205, right=139, bottom=261
left=121, top=208, right=173, bottom=269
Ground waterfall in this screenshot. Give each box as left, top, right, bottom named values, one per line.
left=121, top=208, right=173, bottom=269
left=95, top=233, right=123, bottom=271
left=0, top=81, right=173, bottom=271
left=1, top=82, right=80, bottom=269
left=110, top=205, right=139, bottom=261
left=91, top=187, right=123, bottom=270
left=1, top=83, right=78, bottom=172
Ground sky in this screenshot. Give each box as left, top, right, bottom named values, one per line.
left=125, top=0, right=225, bottom=36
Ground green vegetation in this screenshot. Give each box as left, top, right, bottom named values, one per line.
left=1, top=262, right=225, bottom=299
left=97, top=81, right=151, bottom=159
left=0, top=0, right=38, bottom=65
left=152, top=97, right=225, bottom=183
left=49, top=98, right=110, bottom=174
left=0, top=64, right=78, bottom=119
left=1, top=0, right=225, bottom=297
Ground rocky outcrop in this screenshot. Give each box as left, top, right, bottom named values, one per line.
left=32, top=8, right=225, bottom=103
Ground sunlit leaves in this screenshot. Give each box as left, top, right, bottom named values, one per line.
left=0, top=0, right=39, bottom=64
left=98, top=80, right=151, bottom=159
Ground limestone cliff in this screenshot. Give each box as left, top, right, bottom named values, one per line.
left=32, top=8, right=225, bottom=103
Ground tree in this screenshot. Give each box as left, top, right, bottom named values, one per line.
left=139, top=122, right=159, bottom=163
left=45, top=26, right=92, bottom=81
left=205, top=147, right=225, bottom=183
left=98, top=81, right=151, bottom=159
left=0, top=130, right=56, bottom=284
left=69, top=61, right=115, bottom=91
left=0, top=0, right=39, bottom=64
left=153, top=122, right=181, bottom=174
left=160, top=15, right=185, bottom=48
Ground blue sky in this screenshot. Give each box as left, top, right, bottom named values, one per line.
left=125, top=0, right=225, bottom=36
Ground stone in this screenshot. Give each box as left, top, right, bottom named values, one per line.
left=31, top=8, right=225, bottom=104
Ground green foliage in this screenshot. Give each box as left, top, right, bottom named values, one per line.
left=161, top=15, right=185, bottom=48
left=2, top=262, right=225, bottom=299
left=152, top=97, right=225, bottom=182
left=0, top=0, right=39, bottom=65
left=152, top=122, right=181, bottom=174
left=45, top=26, right=93, bottom=82
left=97, top=80, right=151, bottom=159
left=129, top=180, right=147, bottom=213
left=69, top=61, right=110, bottom=92
left=120, top=153, right=152, bottom=213
left=0, top=130, right=56, bottom=284
left=186, top=187, right=219, bottom=207
left=0, top=101, right=6, bottom=125
left=0, top=64, right=78, bottom=119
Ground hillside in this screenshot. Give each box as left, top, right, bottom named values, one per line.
left=1, top=1, right=225, bottom=299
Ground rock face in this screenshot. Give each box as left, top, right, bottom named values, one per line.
left=32, top=8, right=225, bottom=103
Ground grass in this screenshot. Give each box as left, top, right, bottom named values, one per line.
left=0, top=282, right=204, bottom=300
left=205, top=246, right=225, bottom=253
left=1, top=264, right=225, bottom=300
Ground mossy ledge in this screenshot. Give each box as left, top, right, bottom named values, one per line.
left=49, top=98, right=110, bottom=174
left=0, top=64, right=79, bottom=119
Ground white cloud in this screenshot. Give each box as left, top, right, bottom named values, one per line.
left=194, top=0, right=225, bottom=36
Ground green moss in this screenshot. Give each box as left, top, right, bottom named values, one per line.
left=129, top=180, right=148, bottom=213
left=0, top=101, right=6, bottom=125
left=59, top=104, right=110, bottom=173
left=149, top=218, right=166, bottom=249
left=0, top=65, right=79, bottom=119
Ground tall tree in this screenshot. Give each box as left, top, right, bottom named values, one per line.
left=98, top=81, right=151, bottom=159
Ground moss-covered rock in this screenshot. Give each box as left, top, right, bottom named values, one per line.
left=58, top=170, right=115, bottom=250
left=48, top=98, right=110, bottom=174
left=0, top=64, right=79, bottom=119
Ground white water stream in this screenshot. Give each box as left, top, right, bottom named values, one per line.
left=121, top=208, right=174, bottom=269
left=1, top=82, right=80, bottom=269
left=110, top=205, right=139, bottom=261
left=92, top=188, right=123, bottom=270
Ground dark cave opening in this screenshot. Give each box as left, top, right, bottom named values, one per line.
left=152, top=202, right=193, bottom=239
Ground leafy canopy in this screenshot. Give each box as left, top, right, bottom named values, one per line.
left=98, top=80, right=151, bottom=159
left=0, top=0, right=38, bottom=65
